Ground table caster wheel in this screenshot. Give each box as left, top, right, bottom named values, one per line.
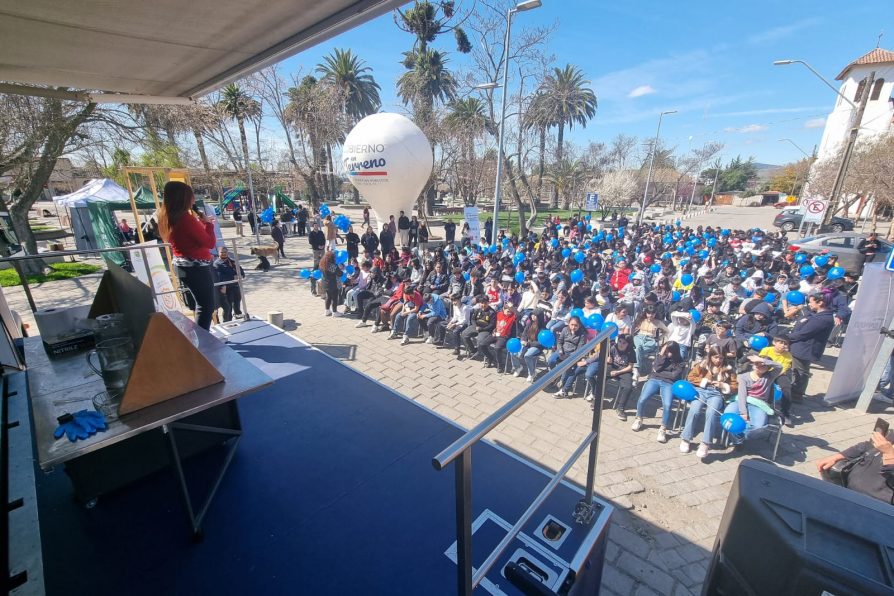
left=192, top=529, right=204, bottom=543
left=84, top=498, right=98, bottom=510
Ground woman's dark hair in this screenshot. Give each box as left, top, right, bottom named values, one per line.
left=158, top=181, right=195, bottom=240
left=660, top=340, right=682, bottom=362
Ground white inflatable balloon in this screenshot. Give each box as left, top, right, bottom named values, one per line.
left=342, top=113, right=433, bottom=225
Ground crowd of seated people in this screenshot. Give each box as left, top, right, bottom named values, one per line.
left=305, top=214, right=857, bottom=461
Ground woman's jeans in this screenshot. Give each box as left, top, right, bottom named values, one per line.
left=635, top=378, right=675, bottom=427
left=723, top=402, right=769, bottom=444
left=510, top=346, right=541, bottom=375
left=633, top=334, right=658, bottom=374
left=681, top=387, right=725, bottom=444
left=560, top=362, right=600, bottom=392
left=176, top=264, right=215, bottom=330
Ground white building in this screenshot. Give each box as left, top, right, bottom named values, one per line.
left=817, top=47, right=894, bottom=161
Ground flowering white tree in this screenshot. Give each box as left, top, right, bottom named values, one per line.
left=590, top=169, right=638, bottom=218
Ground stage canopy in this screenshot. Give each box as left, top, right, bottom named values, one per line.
left=54, top=179, right=157, bottom=210
left=0, top=0, right=407, bottom=101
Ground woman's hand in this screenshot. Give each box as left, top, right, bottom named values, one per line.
left=815, top=453, right=846, bottom=472
left=872, top=431, right=894, bottom=457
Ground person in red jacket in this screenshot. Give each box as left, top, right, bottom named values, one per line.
left=610, top=259, right=632, bottom=292
left=158, top=181, right=217, bottom=329
left=481, top=303, right=518, bottom=370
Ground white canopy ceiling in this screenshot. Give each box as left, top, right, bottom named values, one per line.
left=0, top=0, right=407, bottom=100
left=53, top=179, right=129, bottom=208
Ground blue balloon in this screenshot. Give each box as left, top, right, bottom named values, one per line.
left=537, top=329, right=556, bottom=349
left=785, top=290, right=806, bottom=305
left=570, top=269, right=584, bottom=283
left=570, top=308, right=585, bottom=320
left=340, top=273, right=348, bottom=282
left=502, top=238, right=511, bottom=247
left=650, top=264, right=661, bottom=273
left=345, top=264, right=356, bottom=275
left=752, top=236, right=761, bottom=243
left=681, top=274, right=694, bottom=286
left=463, top=271, right=471, bottom=281
left=691, top=238, right=701, bottom=246
left=672, top=380, right=697, bottom=401
left=672, top=291, right=681, bottom=302
left=574, top=252, right=586, bottom=264
left=584, top=214, right=591, bottom=220
left=513, top=253, right=526, bottom=265
left=605, top=234, right=614, bottom=242
left=827, top=266, right=845, bottom=280
left=698, top=250, right=709, bottom=259
left=602, top=321, right=619, bottom=339
left=685, top=247, right=696, bottom=256
left=515, top=271, right=526, bottom=283
left=740, top=270, right=749, bottom=278
left=800, top=265, right=815, bottom=277
left=690, top=309, right=702, bottom=323
left=320, top=204, right=331, bottom=217
left=506, top=338, right=522, bottom=354
left=551, top=238, right=559, bottom=248
left=312, top=269, right=323, bottom=280
left=299, top=269, right=311, bottom=279
left=335, top=250, right=348, bottom=264
left=489, top=244, right=498, bottom=254
left=720, top=413, right=746, bottom=434
left=679, top=258, right=690, bottom=267
left=707, top=238, right=717, bottom=248
left=748, top=335, right=770, bottom=351
left=794, top=253, right=808, bottom=264
left=814, top=255, right=829, bottom=267
left=586, top=313, right=604, bottom=330
left=773, top=384, right=783, bottom=401
left=764, top=292, right=776, bottom=303
left=586, top=225, right=593, bottom=232
left=561, top=248, right=571, bottom=258
left=721, top=229, right=731, bottom=236
left=662, top=252, right=672, bottom=260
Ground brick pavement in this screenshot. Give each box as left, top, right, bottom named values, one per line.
left=8, top=206, right=892, bottom=595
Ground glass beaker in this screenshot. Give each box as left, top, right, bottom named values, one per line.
left=93, top=390, right=122, bottom=421
left=94, top=313, right=128, bottom=344
left=86, top=337, right=134, bottom=393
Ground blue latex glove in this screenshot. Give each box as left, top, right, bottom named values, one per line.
left=53, top=410, right=108, bottom=442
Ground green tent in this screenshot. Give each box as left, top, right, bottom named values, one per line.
left=86, top=201, right=125, bottom=266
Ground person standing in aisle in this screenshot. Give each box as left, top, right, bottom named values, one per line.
left=308, top=222, right=326, bottom=296
left=271, top=220, right=286, bottom=258
left=213, top=246, right=245, bottom=322
left=232, top=205, right=244, bottom=237
left=398, top=211, right=411, bottom=247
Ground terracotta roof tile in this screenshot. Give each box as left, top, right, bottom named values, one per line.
left=836, top=48, right=894, bottom=80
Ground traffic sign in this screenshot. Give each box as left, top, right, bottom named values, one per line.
left=584, top=192, right=599, bottom=211
left=802, top=198, right=828, bottom=223
left=886, top=248, right=894, bottom=273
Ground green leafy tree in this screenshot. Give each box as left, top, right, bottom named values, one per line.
left=316, top=49, right=382, bottom=121
left=218, top=84, right=261, bottom=208
left=717, top=155, right=758, bottom=192
left=530, top=64, right=598, bottom=207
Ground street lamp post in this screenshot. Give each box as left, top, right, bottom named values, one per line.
left=636, top=110, right=676, bottom=227
left=490, top=0, right=541, bottom=245
left=773, top=59, right=873, bottom=227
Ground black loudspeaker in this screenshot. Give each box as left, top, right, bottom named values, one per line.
left=703, top=459, right=894, bottom=596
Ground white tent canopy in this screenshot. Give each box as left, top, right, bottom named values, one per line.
left=53, top=179, right=130, bottom=209
left=0, top=0, right=407, bottom=100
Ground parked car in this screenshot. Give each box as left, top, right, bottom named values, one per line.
left=773, top=206, right=854, bottom=232
left=786, top=232, right=892, bottom=273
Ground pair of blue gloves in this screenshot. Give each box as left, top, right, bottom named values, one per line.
left=53, top=410, right=107, bottom=442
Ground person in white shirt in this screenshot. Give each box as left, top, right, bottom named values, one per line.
left=344, top=262, right=371, bottom=311
left=667, top=310, right=694, bottom=360
left=606, top=304, right=633, bottom=335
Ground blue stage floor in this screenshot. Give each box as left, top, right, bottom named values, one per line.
left=34, top=322, right=609, bottom=595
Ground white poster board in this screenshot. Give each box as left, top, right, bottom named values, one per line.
left=825, top=263, right=894, bottom=407
left=131, top=242, right=180, bottom=313
left=585, top=193, right=599, bottom=212
left=464, top=206, right=481, bottom=244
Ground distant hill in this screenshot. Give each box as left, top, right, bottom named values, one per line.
left=754, top=162, right=781, bottom=181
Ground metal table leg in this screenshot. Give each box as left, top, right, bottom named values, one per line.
left=162, top=404, right=242, bottom=541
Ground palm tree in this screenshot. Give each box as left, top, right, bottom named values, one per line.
left=524, top=91, right=554, bottom=202
left=316, top=49, right=382, bottom=121
left=535, top=65, right=598, bottom=208
left=218, top=83, right=261, bottom=213
left=545, top=159, right=590, bottom=210
left=397, top=47, right=457, bottom=119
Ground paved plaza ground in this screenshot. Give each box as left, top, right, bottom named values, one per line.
left=9, top=205, right=892, bottom=595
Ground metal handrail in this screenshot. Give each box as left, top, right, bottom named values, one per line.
left=433, top=326, right=612, bottom=470
left=0, top=240, right=251, bottom=321
left=433, top=326, right=614, bottom=595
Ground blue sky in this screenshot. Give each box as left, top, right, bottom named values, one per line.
left=277, top=0, right=893, bottom=166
